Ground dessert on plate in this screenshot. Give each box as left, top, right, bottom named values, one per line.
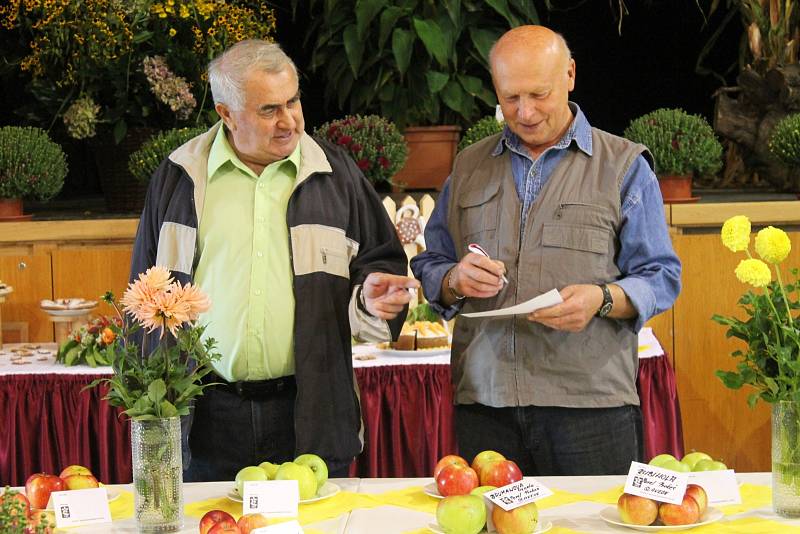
left=390, top=303, right=449, bottom=350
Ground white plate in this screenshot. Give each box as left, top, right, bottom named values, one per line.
left=423, top=482, right=443, bottom=499
left=428, top=520, right=552, bottom=534
left=599, top=506, right=723, bottom=531
left=41, top=308, right=96, bottom=317
left=226, top=481, right=340, bottom=504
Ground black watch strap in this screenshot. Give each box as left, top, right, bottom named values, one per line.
left=596, top=284, right=613, bottom=317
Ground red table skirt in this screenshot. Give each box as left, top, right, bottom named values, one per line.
left=0, top=356, right=683, bottom=485
left=0, top=374, right=131, bottom=486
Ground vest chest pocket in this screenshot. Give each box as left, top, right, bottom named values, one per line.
left=290, top=224, right=359, bottom=279
left=540, top=223, right=611, bottom=285
left=457, top=183, right=500, bottom=255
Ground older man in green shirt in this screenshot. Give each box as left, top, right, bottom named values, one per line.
left=130, top=39, right=417, bottom=481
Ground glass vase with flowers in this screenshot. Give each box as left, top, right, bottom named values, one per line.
left=713, top=215, right=800, bottom=516
left=88, top=266, right=220, bottom=532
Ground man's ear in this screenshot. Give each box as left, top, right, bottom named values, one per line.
left=567, top=59, right=576, bottom=92
left=215, top=102, right=234, bottom=130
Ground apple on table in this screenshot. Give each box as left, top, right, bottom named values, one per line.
left=617, top=493, right=658, bottom=526
left=200, top=510, right=236, bottom=534
left=659, top=494, right=701, bottom=526
left=492, top=501, right=539, bottom=534
left=681, top=451, right=712, bottom=470
left=234, top=466, right=268, bottom=496
left=25, top=473, right=65, bottom=510
left=471, top=450, right=506, bottom=478
left=693, top=458, right=728, bottom=471
left=480, top=459, right=523, bottom=488
left=58, top=465, right=93, bottom=479
left=258, top=461, right=280, bottom=480
left=436, top=494, right=486, bottom=534
left=237, top=513, right=270, bottom=534
left=294, top=453, right=329, bottom=489
left=434, top=454, right=469, bottom=480
left=685, top=484, right=708, bottom=515
left=436, top=463, right=479, bottom=497
left=275, top=461, right=318, bottom=500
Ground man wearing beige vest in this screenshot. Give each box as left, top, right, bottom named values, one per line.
left=411, top=26, right=681, bottom=475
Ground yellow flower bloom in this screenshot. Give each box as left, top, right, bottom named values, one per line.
left=721, top=215, right=751, bottom=252
left=755, top=226, right=791, bottom=264
left=169, top=28, right=176, bottom=36
left=735, top=258, right=771, bottom=288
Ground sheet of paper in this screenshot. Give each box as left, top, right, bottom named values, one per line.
left=688, top=470, right=741, bottom=505
left=461, top=288, right=563, bottom=318
left=51, top=488, right=111, bottom=527
left=485, top=479, right=553, bottom=511
left=243, top=480, right=298, bottom=517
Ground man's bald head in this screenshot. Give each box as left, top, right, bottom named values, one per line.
left=489, top=26, right=576, bottom=158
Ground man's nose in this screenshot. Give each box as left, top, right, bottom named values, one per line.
left=276, top=107, right=297, bottom=129
left=517, top=97, right=538, bottom=122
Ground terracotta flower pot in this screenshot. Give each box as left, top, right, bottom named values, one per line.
left=658, top=174, right=700, bottom=204
left=392, top=126, right=461, bottom=191
left=0, top=198, right=32, bottom=222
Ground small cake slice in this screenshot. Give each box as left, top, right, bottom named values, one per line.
left=392, top=322, right=417, bottom=350
left=414, top=321, right=449, bottom=349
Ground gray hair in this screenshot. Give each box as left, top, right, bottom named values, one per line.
left=208, top=40, right=298, bottom=110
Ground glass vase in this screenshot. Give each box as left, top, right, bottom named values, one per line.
left=131, top=417, right=184, bottom=532
left=772, top=401, right=800, bottom=516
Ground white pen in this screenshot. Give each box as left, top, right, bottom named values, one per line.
left=467, top=243, right=509, bottom=285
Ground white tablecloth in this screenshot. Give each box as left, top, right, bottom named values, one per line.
left=25, top=473, right=799, bottom=533
left=0, top=342, right=111, bottom=375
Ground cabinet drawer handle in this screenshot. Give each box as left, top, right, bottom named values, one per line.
left=18, top=261, right=26, bottom=270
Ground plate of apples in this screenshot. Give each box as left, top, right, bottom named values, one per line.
left=604, top=486, right=723, bottom=531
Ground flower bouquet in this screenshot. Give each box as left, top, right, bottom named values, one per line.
left=88, top=265, right=220, bottom=531
left=56, top=315, right=122, bottom=367
left=713, top=215, right=800, bottom=515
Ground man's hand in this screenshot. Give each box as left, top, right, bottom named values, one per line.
left=527, top=284, right=603, bottom=332
left=450, top=253, right=506, bottom=299
left=362, top=272, right=421, bottom=319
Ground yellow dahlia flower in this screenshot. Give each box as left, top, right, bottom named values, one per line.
left=755, top=226, right=791, bottom=264
left=735, top=259, right=771, bottom=287
left=721, top=215, right=751, bottom=252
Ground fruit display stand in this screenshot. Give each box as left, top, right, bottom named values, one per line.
left=9, top=472, right=797, bottom=532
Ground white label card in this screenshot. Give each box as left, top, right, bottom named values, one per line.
left=624, top=462, right=689, bottom=505
left=688, top=470, right=741, bottom=505
left=485, top=479, right=554, bottom=511
left=51, top=488, right=112, bottom=527
left=243, top=480, right=299, bottom=517
left=252, top=520, right=304, bottom=534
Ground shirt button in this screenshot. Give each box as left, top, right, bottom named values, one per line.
left=254, top=289, right=262, bottom=296
left=256, top=251, right=263, bottom=257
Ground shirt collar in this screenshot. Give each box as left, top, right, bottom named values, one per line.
left=491, top=102, right=593, bottom=158
left=207, top=124, right=301, bottom=181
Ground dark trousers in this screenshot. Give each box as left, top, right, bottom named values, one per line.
left=183, top=382, right=353, bottom=482
left=455, top=403, right=643, bottom=476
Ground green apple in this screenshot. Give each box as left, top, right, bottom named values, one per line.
left=275, top=461, right=318, bottom=500
left=469, top=485, right=497, bottom=496
left=436, top=495, right=486, bottom=534
left=681, top=451, right=713, bottom=470
left=693, top=459, right=728, bottom=471
left=235, top=465, right=268, bottom=495
left=294, top=453, right=328, bottom=489
left=258, top=461, right=280, bottom=480
left=648, top=454, right=678, bottom=468
left=660, top=458, right=691, bottom=473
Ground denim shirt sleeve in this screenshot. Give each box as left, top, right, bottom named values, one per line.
left=409, top=178, right=465, bottom=320
left=615, top=155, right=682, bottom=331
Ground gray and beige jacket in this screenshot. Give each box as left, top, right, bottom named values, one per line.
left=130, top=123, right=407, bottom=469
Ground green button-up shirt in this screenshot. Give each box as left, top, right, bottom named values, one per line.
left=194, top=125, right=299, bottom=382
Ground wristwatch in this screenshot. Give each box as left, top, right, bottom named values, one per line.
left=596, top=284, right=613, bottom=317
left=448, top=268, right=466, bottom=301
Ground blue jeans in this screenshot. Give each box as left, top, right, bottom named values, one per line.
left=455, top=403, right=643, bottom=476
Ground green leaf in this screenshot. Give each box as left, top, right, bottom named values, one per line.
left=443, top=0, right=461, bottom=27
left=747, top=391, right=760, bottom=408
left=113, top=120, right=127, bottom=145
left=765, top=376, right=780, bottom=394
left=159, top=399, right=179, bottom=418
left=391, top=28, right=413, bottom=76
left=64, top=346, right=80, bottom=366
left=508, top=0, right=540, bottom=24
left=469, top=27, right=499, bottom=65
left=356, top=0, right=385, bottom=40
left=715, top=370, right=744, bottom=389
left=378, top=7, right=406, bottom=50
left=457, top=74, right=483, bottom=95
left=441, top=80, right=468, bottom=115
left=485, top=0, right=521, bottom=27
left=426, top=71, right=450, bottom=93
left=343, top=24, right=365, bottom=77
left=147, top=379, right=167, bottom=405
left=412, top=18, right=448, bottom=67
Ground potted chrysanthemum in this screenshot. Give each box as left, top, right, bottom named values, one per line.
left=713, top=215, right=800, bottom=516
left=89, top=266, right=220, bottom=532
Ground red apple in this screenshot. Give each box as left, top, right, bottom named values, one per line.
left=25, top=473, right=65, bottom=510
left=0, top=490, right=30, bottom=527
left=58, top=465, right=93, bottom=479
left=62, top=473, right=99, bottom=490
left=617, top=493, right=658, bottom=526
left=492, top=501, right=539, bottom=534
left=433, top=454, right=469, bottom=480
left=236, top=513, right=270, bottom=534
left=471, top=450, right=506, bottom=475
left=207, top=519, right=241, bottom=534
left=684, top=484, right=708, bottom=515
left=436, top=463, right=479, bottom=496
left=199, top=510, right=236, bottom=534
left=659, top=495, right=701, bottom=526
left=480, top=459, right=523, bottom=488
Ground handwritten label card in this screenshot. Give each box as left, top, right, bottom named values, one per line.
left=624, top=462, right=689, bottom=504
left=243, top=480, right=299, bottom=517
left=252, top=520, right=304, bottom=534
left=485, top=479, right=553, bottom=511
left=688, top=470, right=741, bottom=505
left=51, top=488, right=111, bottom=528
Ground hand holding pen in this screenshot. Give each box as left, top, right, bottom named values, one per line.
left=446, top=244, right=507, bottom=301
